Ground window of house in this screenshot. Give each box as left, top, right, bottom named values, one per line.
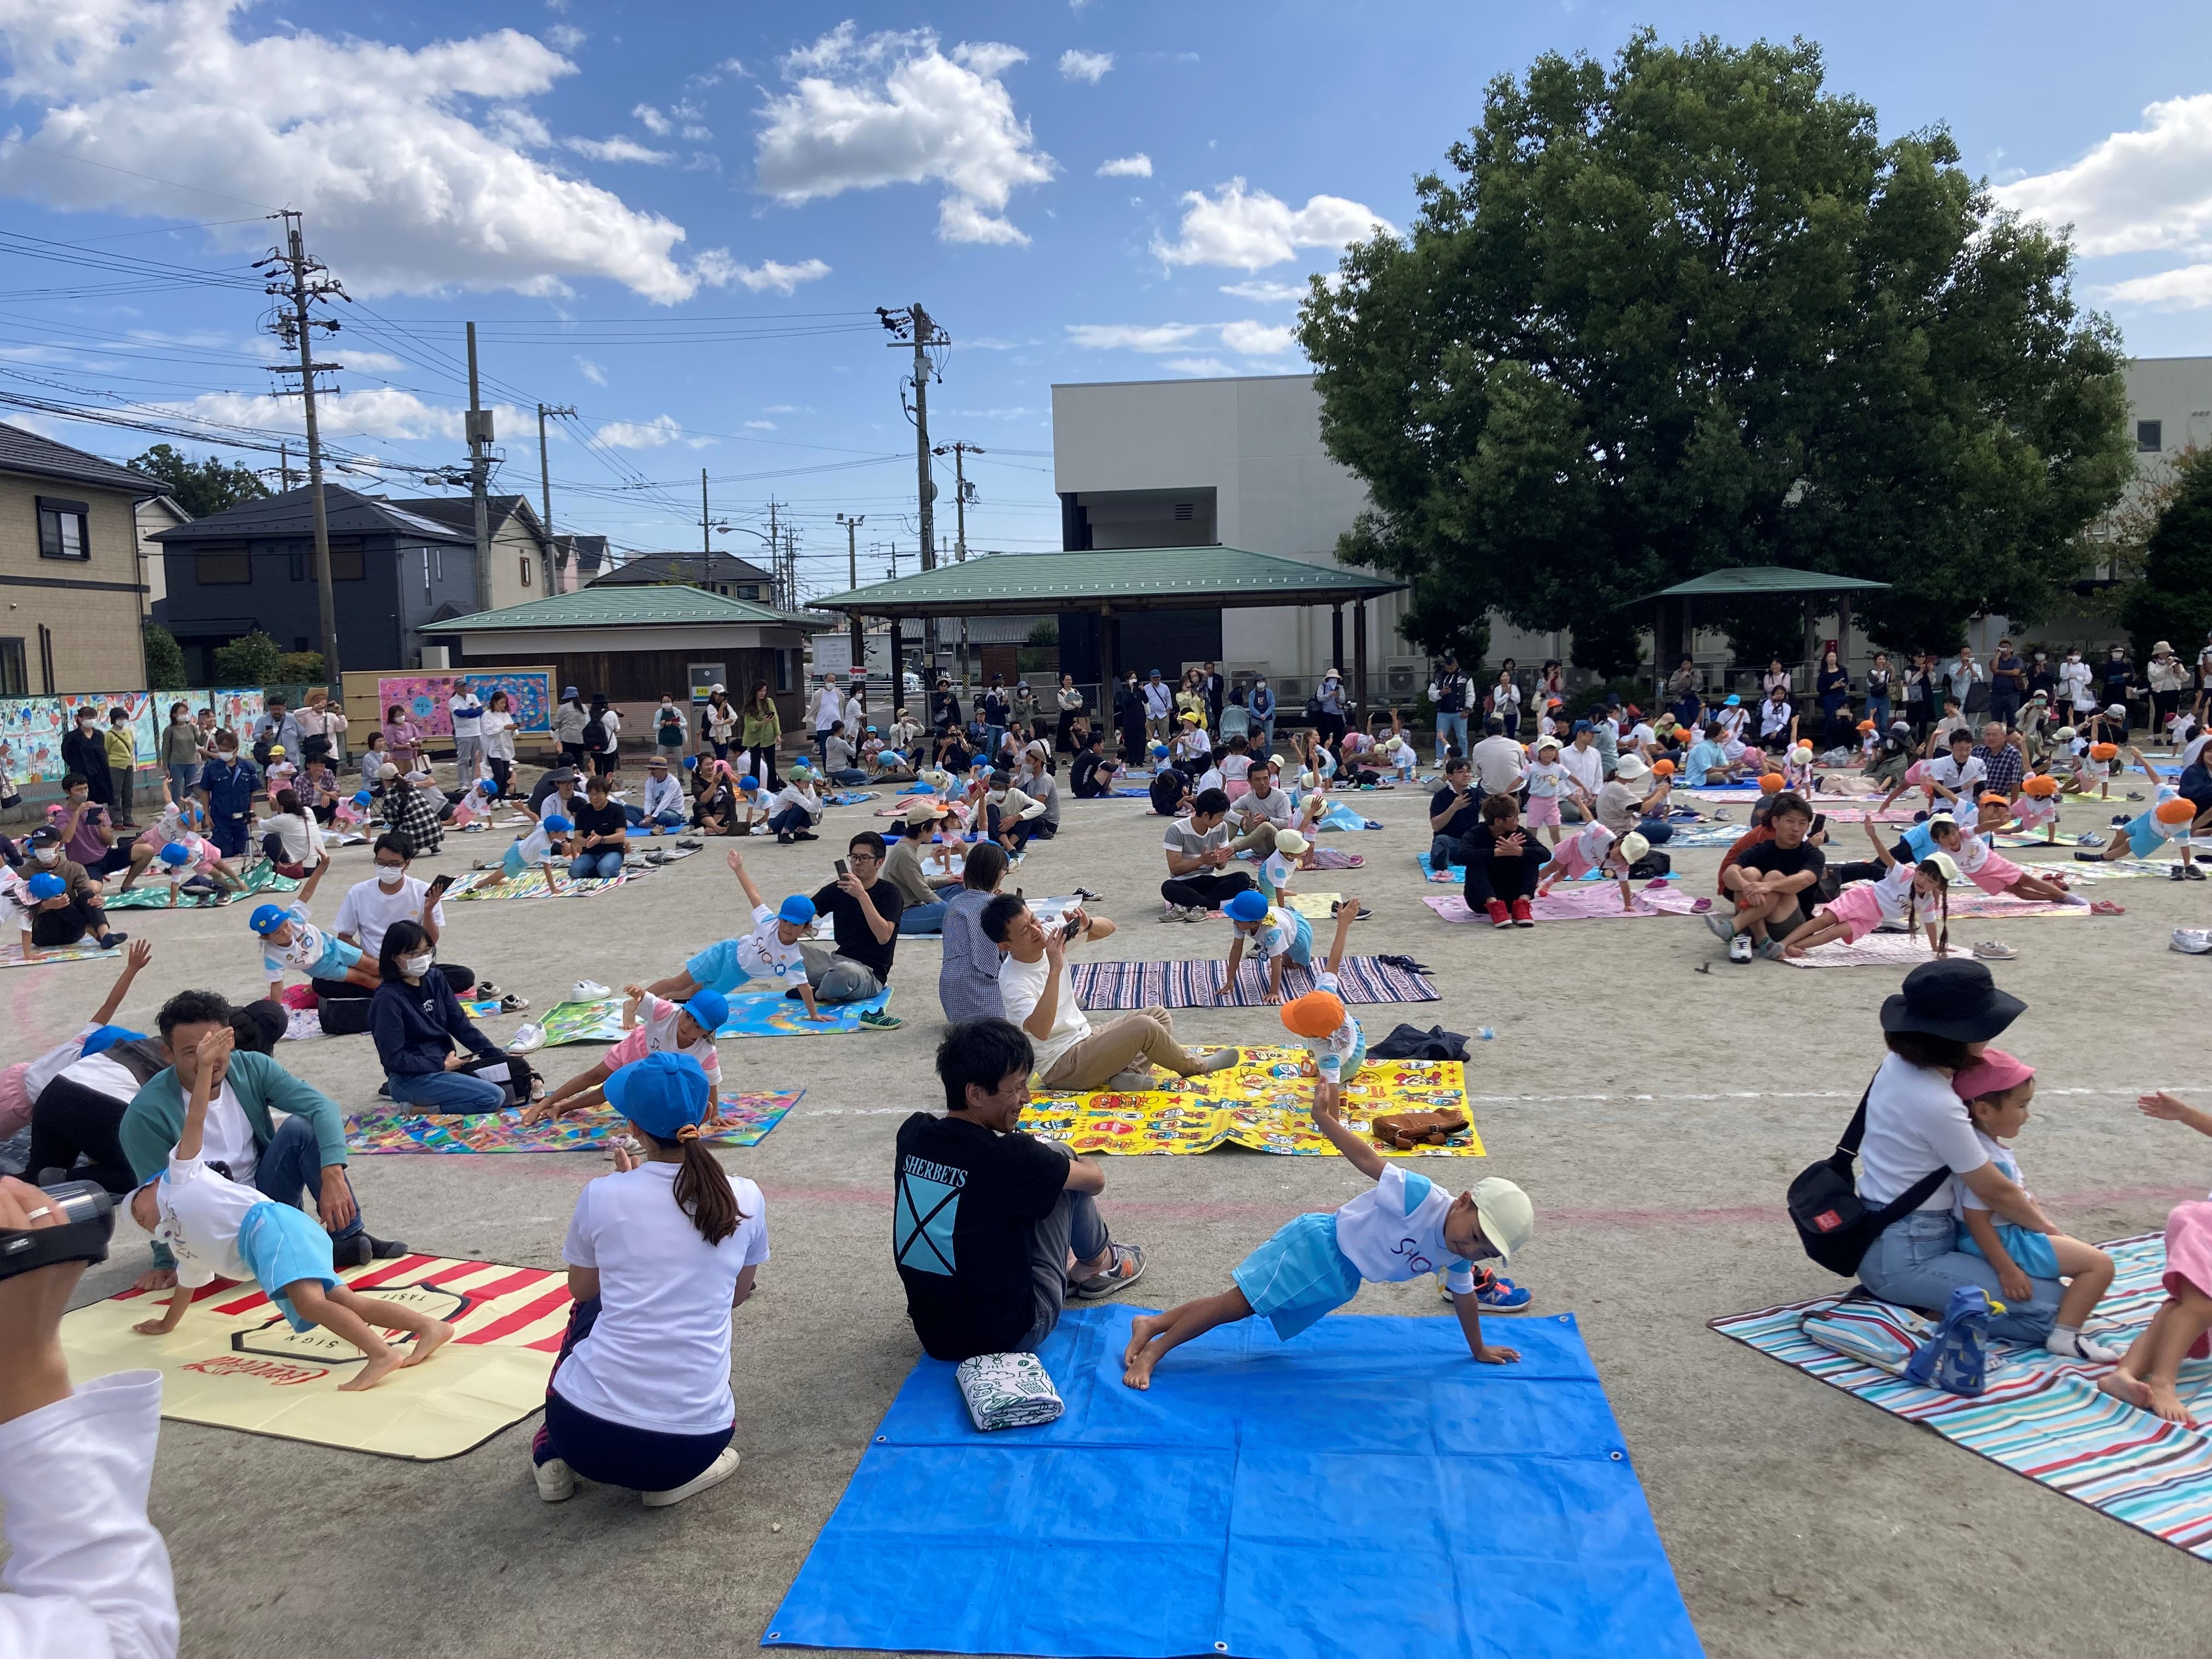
left=2138, top=420, right=2164, bottom=453
left=196, top=550, right=251, bottom=584
left=520, top=556, right=533, bottom=588
left=774, top=649, right=791, bottom=692
left=36, top=497, right=89, bottom=561
left=738, top=584, right=759, bottom=600
left=329, top=543, right=364, bottom=581
left=0, top=637, right=25, bottom=696
left=289, top=550, right=305, bottom=581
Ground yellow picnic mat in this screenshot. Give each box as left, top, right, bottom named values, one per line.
left=1019, top=1046, right=1481, bottom=1156
left=64, top=1252, right=569, bottom=1459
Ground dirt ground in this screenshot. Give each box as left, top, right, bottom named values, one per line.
left=12, top=766, right=2211, bottom=1658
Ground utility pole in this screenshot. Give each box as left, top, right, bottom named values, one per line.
left=465, top=322, right=494, bottom=618
left=257, top=210, right=347, bottom=681
left=701, top=470, right=712, bottom=588
left=879, top=302, right=947, bottom=674
left=278, top=441, right=294, bottom=490
left=933, top=440, right=982, bottom=686
left=536, top=403, right=574, bottom=593
left=837, top=512, right=866, bottom=688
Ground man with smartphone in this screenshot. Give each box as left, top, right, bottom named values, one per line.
left=1427, top=755, right=1485, bottom=877
left=311, top=835, right=478, bottom=1008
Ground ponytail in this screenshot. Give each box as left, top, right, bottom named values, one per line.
left=1934, top=885, right=1950, bottom=957
left=650, top=1127, right=743, bottom=1245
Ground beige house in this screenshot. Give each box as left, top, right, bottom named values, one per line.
left=134, top=493, right=189, bottom=612
left=0, top=422, right=158, bottom=694
left=387, top=494, right=555, bottom=612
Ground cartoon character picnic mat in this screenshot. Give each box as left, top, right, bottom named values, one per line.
left=63, top=1253, right=572, bottom=1459
left=538, top=990, right=895, bottom=1041
left=0, top=941, right=120, bottom=969
left=346, top=1090, right=800, bottom=1153
left=1019, top=1048, right=1481, bottom=1156
left=103, top=865, right=304, bottom=910
left=442, top=868, right=627, bottom=901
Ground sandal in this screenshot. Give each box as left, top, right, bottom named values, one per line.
left=2089, top=899, right=2126, bottom=916
left=1069, top=1241, right=1146, bottom=1299
left=1971, top=941, right=2016, bottom=960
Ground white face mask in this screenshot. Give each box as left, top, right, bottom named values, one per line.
left=376, top=868, right=407, bottom=889
left=400, top=952, right=434, bottom=977
left=34, top=847, right=58, bottom=863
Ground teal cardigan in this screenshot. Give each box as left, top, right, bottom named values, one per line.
left=121, top=1049, right=350, bottom=1187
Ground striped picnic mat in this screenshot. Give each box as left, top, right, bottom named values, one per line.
left=1711, top=1233, right=2212, bottom=1559
left=1069, top=954, right=1437, bottom=1009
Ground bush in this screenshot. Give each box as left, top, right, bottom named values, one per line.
left=2124, top=448, right=2212, bottom=663
left=211, top=629, right=282, bottom=686
left=143, top=622, right=188, bottom=690
left=275, top=651, right=325, bottom=682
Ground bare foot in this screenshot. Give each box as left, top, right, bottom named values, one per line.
left=1122, top=1350, right=1159, bottom=1390
left=337, top=1346, right=404, bottom=1392
left=402, top=1320, right=455, bottom=1368
left=2098, top=1370, right=2153, bottom=1411
left=2146, top=1380, right=2199, bottom=1427
left=1122, top=1313, right=1165, bottom=1373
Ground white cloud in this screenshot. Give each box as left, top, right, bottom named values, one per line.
left=744, top=419, right=777, bottom=430
left=1162, top=358, right=1234, bottom=377
left=1059, top=49, right=1113, bottom=83
left=0, top=0, right=721, bottom=302
left=1152, top=178, right=1394, bottom=270
left=1219, top=278, right=1306, bottom=303
left=546, top=25, right=585, bottom=51
left=1066, top=319, right=1299, bottom=357
left=692, top=253, right=832, bottom=295
left=754, top=24, right=1054, bottom=246
left=1995, top=94, right=2212, bottom=259
left=595, top=414, right=711, bottom=449
left=2099, top=263, right=2212, bottom=309
left=763, top=403, right=798, bottom=413
left=154, top=387, right=527, bottom=444
left=634, top=103, right=674, bottom=136
left=564, top=135, right=675, bottom=165
left=575, top=356, right=607, bottom=385
left=1218, top=319, right=1295, bottom=356
left=1097, top=153, right=1152, bottom=178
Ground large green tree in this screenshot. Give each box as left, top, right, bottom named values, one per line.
left=2122, top=447, right=2212, bottom=661
left=131, top=443, right=270, bottom=520
left=1299, top=31, right=2134, bottom=667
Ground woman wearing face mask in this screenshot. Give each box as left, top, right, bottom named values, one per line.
left=369, top=920, right=537, bottom=1110
left=654, top=693, right=687, bottom=765
left=1115, top=671, right=1148, bottom=760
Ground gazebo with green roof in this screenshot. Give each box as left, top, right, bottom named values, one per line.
left=1626, top=566, right=1891, bottom=702
left=811, top=546, right=1404, bottom=718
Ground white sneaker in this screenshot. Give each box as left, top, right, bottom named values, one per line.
left=572, top=979, right=612, bottom=1001
left=533, top=1454, right=575, bottom=1502
left=1182, top=905, right=1207, bottom=923
left=1727, top=934, right=1754, bottom=964
left=642, top=1446, right=739, bottom=1508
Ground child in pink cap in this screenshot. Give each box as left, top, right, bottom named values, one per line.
left=1951, top=1048, right=2120, bottom=1362
left=2102, top=1091, right=2212, bottom=1424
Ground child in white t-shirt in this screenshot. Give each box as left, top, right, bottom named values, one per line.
left=1520, top=737, right=1576, bottom=845
left=1118, top=1091, right=1533, bottom=1387
left=499, top=814, right=570, bottom=884
left=657, top=849, right=833, bottom=1022
left=131, top=1026, right=453, bottom=1390
left=1258, top=827, right=1308, bottom=902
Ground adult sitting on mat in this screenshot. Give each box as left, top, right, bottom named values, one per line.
left=624, top=756, right=689, bottom=833
left=7, top=938, right=151, bottom=1173
left=315, top=837, right=477, bottom=1005
left=526, top=766, right=584, bottom=824
left=22, top=1012, right=166, bottom=1199
left=566, top=774, right=629, bottom=881
left=1705, top=790, right=1825, bottom=963
left=8, top=868, right=129, bottom=960
left=1595, top=752, right=1674, bottom=846
left=885, top=802, right=962, bottom=935
left=1852, top=957, right=2062, bottom=1345
left=1226, top=757, right=1294, bottom=858
left=938, top=842, right=1011, bottom=1024
left=524, top=985, right=727, bottom=1125
left=986, top=894, right=1235, bottom=1092
left=1159, top=787, right=1254, bottom=922
left=1459, top=792, right=1551, bottom=928
left=798, top=832, right=904, bottom=1005
left=893, top=1018, right=1145, bottom=1363
left=369, top=921, right=537, bottom=1111
left=120, top=988, right=405, bottom=1290
left=532, top=1051, right=765, bottom=1509
left=376, top=763, right=444, bottom=859
left=1427, top=755, right=1483, bottom=876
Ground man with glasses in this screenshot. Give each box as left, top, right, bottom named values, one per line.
left=802, top=831, right=904, bottom=1008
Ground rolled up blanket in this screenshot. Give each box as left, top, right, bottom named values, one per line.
left=955, top=1351, right=1064, bottom=1431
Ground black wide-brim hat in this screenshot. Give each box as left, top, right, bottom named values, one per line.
left=1880, top=958, right=2025, bottom=1043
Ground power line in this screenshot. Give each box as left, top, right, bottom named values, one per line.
left=0, top=136, right=281, bottom=211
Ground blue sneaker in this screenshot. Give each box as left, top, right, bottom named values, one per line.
left=1444, top=1269, right=1533, bottom=1311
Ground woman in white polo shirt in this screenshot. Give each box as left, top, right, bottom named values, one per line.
left=1854, top=958, right=2061, bottom=1342
left=532, top=1052, right=766, bottom=1508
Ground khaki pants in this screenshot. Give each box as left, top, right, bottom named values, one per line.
left=1228, top=822, right=1279, bottom=857
left=1040, top=1008, right=1206, bottom=1091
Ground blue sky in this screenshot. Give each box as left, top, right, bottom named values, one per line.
left=3, top=0, right=2211, bottom=598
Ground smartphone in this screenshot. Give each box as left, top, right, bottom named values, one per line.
left=834, top=857, right=849, bottom=878
left=426, top=873, right=454, bottom=896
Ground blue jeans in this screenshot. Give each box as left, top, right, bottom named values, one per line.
left=166, top=762, right=201, bottom=799
left=569, top=849, right=623, bottom=879
left=1858, top=1209, right=2060, bottom=1343
left=769, top=805, right=814, bottom=837
left=898, top=899, right=947, bottom=935
left=1868, top=695, right=1892, bottom=731
left=826, top=768, right=870, bottom=787
left=385, top=1068, right=508, bottom=1113
left=1637, top=816, right=1673, bottom=845
left=622, top=806, right=686, bottom=828
left=253, top=1114, right=363, bottom=1244
left=1434, top=712, right=1467, bottom=761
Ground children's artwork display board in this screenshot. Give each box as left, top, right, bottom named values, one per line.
left=0, top=688, right=266, bottom=784
left=370, top=671, right=555, bottom=737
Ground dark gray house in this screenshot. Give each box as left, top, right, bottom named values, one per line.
left=589, top=549, right=776, bottom=601
left=151, top=486, right=479, bottom=679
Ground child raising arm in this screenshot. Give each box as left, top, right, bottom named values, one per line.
left=2101, top=1092, right=2212, bottom=1425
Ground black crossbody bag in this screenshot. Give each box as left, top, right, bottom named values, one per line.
left=1788, top=1079, right=1950, bottom=1277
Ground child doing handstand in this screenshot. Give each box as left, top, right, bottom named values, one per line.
left=1781, top=821, right=1954, bottom=959
left=131, top=1026, right=453, bottom=1390
left=1120, top=1071, right=1533, bottom=1387
left=2103, top=1092, right=2212, bottom=1424
left=1949, top=1049, right=2119, bottom=1362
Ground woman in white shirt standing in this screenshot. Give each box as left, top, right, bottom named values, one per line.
left=533, top=1051, right=766, bottom=1508
left=1853, top=958, right=2061, bottom=1344
left=478, top=690, right=518, bottom=801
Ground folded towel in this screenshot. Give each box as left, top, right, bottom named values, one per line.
left=955, top=1351, right=1064, bottom=1431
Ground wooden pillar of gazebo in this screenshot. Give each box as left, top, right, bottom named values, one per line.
left=1097, top=603, right=1119, bottom=753
left=1352, top=597, right=1370, bottom=732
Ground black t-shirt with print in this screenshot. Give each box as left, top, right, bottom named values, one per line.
left=1430, top=784, right=1483, bottom=841
left=894, top=1113, right=1073, bottom=1361
left=571, top=800, right=628, bottom=855
left=811, top=877, right=904, bottom=979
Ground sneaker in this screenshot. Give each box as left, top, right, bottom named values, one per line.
left=2073, top=850, right=2104, bottom=862
left=97, top=932, right=128, bottom=949
left=508, top=1022, right=547, bottom=1053
left=475, top=980, right=504, bottom=999
left=1756, top=937, right=1787, bottom=961
left=1509, top=898, right=1534, bottom=928
left=499, top=994, right=530, bottom=1013
left=1470, top=1272, right=1534, bottom=1312
left=857, top=1010, right=903, bottom=1029
left=676, top=837, right=704, bottom=850
left=2188, top=865, right=2207, bottom=881
left=2172, top=865, right=2188, bottom=882
left=1728, top=933, right=1755, bottom=964
left=572, top=979, right=612, bottom=1002
left=1070, top=1242, right=1146, bottom=1299
left=642, top=1446, right=740, bottom=1508
left=533, top=1453, right=576, bottom=1503
left=1182, top=905, right=1207, bottom=923
left=1486, top=899, right=1511, bottom=928
left=794, top=830, right=819, bottom=841
left=1158, top=905, right=1184, bottom=923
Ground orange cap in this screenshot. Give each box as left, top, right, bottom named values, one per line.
left=2156, top=797, right=2196, bottom=824
left=1978, top=792, right=2011, bottom=808
left=1758, top=772, right=1784, bottom=794
left=2090, top=742, right=2119, bottom=760
left=1280, top=991, right=1346, bottom=1039
left=2022, top=775, right=2058, bottom=797
left=1651, top=757, right=1675, bottom=777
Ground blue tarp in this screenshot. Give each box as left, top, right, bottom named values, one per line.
left=763, top=1306, right=1702, bottom=1659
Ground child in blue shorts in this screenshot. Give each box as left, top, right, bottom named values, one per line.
left=129, top=1025, right=454, bottom=1390
left=1120, top=1089, right=1534, bottom=1388
left=501, top=813, right=571, bottom=883
left=1216, top=886, right=1317, bottom=1004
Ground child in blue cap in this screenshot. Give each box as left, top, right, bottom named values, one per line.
left=533, top=1049, right=766, bottom=1506
left=1217, top=885, right=1317, bottom=1005
left=496, top=814, right=571, bottom=887
left=639, top=849, right=837, bottom=1023
left=247, top=856, right=371, bottom=1000
left=524, top=984, right=729, bottom=1125
left=9, top=869, right=128, bottom=958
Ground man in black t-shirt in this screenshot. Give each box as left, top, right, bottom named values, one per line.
left=1708, top=792, right=1825, bottom=961
left=804, top=830, right=905, bottom=1002
left=567, top=775, right=629, bottom=880
left=1427, top=756, right=1483, bottom=873
left=1148, top=763, right=1190, bottom=817
left=894, top=1019, right=1144, bottom=1361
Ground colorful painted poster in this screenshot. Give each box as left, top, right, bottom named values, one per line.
left=375, top=672, right=553, bottom=736
left=0, top=687, right=269, bottom=786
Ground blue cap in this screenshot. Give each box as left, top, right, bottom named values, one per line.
left=352, top=790, right=373, bottom=806
left=683, top=755, right=698, bottom=769
left=1152, top=743, right=1170, bottom=758
left=478, top=778, right=496, bottom=794
left=82, top=1024, right=144, bottom=1057
left=543, top=814, right=573, bottom=833
left=681, top=989, right=729, bottom=1032
left=27, top=872, right=64, bottom=899
left=159, top=842, right=192, bottom=866
left=1572, top=720, right=1592, bottom=735
left=602, top=1049, right=711, bottom=1141
left=1723, top=693, right=1742, bottom=707
left=738, top=775, right=760, bottom=792
left=1225, top=889, right=1269, bottom=922
left=778, top=894, right=816, bottom=926
left=248, top=902, right=291, bottom=935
